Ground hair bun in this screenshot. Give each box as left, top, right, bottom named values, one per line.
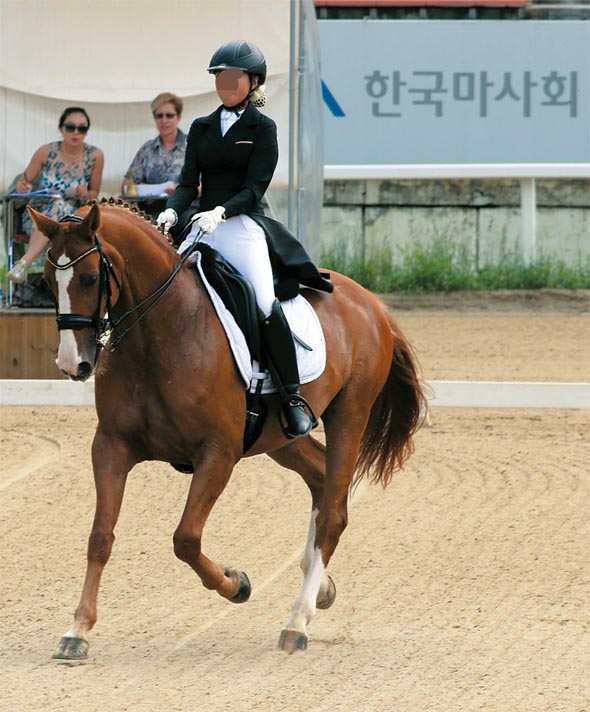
left=251, top=85, right=266, bottom=108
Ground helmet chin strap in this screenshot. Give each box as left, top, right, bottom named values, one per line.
left=223, top=100, right=248, bottom=113
left=222, top=77, right=257, bottom=113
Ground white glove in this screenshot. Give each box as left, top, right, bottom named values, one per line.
left=193, top=206, right=226, bottom=235
left=157, top=208, right=178, bottom=234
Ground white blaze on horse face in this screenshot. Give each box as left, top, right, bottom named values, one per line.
left=55, top=255, right=82, bottom=374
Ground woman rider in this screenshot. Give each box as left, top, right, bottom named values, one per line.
left=158, top=40, right=332, bottom=439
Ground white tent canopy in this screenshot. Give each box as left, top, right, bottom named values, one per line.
left=0, top=0, right=292, bottom=194
left=0, top=0, right=323, bottom=264
left=0, top=0, right=291, bottom=103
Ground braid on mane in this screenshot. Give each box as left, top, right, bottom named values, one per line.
left=99, top=196, right=172, bottom=241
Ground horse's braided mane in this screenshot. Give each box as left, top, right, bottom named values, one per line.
left=96, top=197, right=174, bottom=244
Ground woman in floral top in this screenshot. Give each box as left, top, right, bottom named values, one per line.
left=121, top=92, right=187, bottom=209
left=7, top=106, right=104, bottom=284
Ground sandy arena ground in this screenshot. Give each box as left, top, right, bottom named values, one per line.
left=0, top=290, right=589, bottom=712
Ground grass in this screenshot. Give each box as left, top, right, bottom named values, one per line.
left=1, top=237, right=588, bottom=300
left=321, top=237, right=590, bottom=293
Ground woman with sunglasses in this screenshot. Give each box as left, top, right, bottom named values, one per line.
left=7, top=106, right=104, bottom=283
left=121, top=93, right=187, bottom=217
left=158, top=41, right=332, bottom=439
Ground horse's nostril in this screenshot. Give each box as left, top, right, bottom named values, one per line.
left=77, top=362, right=93, bottom=380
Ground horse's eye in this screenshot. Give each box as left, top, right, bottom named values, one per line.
left=80, top=273, right=99, bottom=288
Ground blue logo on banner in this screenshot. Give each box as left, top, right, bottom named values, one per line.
left=322, top=81, right=345, bottom=117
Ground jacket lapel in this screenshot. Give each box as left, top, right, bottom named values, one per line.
left=202, top=106, right=231, bottom=160
left=202, top=104, right=262, bottom=160
left=223, top=103, right=261, bottom=144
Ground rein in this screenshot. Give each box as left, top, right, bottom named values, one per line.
left=47, top=214, right=201, bottom=352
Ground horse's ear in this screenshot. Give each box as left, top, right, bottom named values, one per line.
left=82, top=203, right=101, bottom=234
left=27, top=207, right=60, bottom=240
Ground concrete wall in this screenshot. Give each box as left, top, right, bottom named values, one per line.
left=321, top=178, right=590, bottom=268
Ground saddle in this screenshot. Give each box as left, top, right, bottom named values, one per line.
left=171, top=244, right=326, bottom=474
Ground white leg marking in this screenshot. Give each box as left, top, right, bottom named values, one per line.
left=300, top=509, right=318, bottom=575
left=55, top=257, right=81, bottom=374
left=286, top=547, right=326, bottom=636
left=63, top=628, right=87, bottom=641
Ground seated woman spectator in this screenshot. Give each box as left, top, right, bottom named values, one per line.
left=121, top=92, right=187, bottom=218
left=7, top=106, right=104, bottom=284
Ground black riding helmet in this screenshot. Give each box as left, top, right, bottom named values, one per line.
left=207, top=40, right=267, bottom=85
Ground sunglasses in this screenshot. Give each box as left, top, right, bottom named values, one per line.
left=63, top=123, right=89, bottom=134
left=153, top=112, right=177, bottom=119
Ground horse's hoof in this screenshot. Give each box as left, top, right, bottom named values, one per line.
left=278, top=629, right=308, bottom=653
left=316, top=574, right=337, bottom=610
left=52, top=636, right=89, bottom=661
left=226, top=568, right=251, bottom=604
left=171, top=462, right=194, bottom=474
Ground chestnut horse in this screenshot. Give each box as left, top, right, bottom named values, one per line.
left=32, top=202, right=426, bottom=658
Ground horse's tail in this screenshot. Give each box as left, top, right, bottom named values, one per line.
left=355, top=313, right=428, bottom=488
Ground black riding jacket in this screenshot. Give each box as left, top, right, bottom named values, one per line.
left=167, top=103, right=332, bottom=299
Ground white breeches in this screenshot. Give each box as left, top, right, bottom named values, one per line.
left=179, top=214, right=276, bottom=317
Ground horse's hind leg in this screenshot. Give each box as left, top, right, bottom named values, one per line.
left=270, top=437, right=336, bottom=604
left=53, top=433, right=134, bottom=661
left=269, top=436, right=340, bottom=652
left=274, top=396, right=373, bottom=653
left=269, top=437, right=336, bottom=608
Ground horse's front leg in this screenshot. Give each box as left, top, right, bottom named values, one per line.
left=52, top=432, right=133, bottom=661
left=173, top=443, right=250, bottom=603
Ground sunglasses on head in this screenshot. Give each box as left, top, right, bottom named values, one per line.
left=63, top=123, right=89, bottom=134
left=153, top=112, right=177, bottom=119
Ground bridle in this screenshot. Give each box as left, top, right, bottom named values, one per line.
left=46, top=215, right=199, bottom=354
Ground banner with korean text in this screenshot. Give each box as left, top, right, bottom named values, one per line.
left=318, top=20, right=590, bottom=165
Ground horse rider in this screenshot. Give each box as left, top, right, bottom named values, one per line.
left=158, top=40, right=332, bottom=439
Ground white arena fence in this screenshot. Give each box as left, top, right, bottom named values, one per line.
left=0, top=379, right=588, bottom=409
left=324, top=163, right=590, bottom=266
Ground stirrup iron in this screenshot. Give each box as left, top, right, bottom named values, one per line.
left=279, top=392, right=318, bottom=439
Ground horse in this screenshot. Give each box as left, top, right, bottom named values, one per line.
left=31, top=201, right=427, bottom=658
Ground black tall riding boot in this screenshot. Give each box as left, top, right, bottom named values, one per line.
left=261, top=300, right=316, bottom=439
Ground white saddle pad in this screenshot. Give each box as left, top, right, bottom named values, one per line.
left=192, top=251, right=326, bottom=394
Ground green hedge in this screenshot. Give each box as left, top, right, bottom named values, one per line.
left=321, top=237, right=590, bottom=293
